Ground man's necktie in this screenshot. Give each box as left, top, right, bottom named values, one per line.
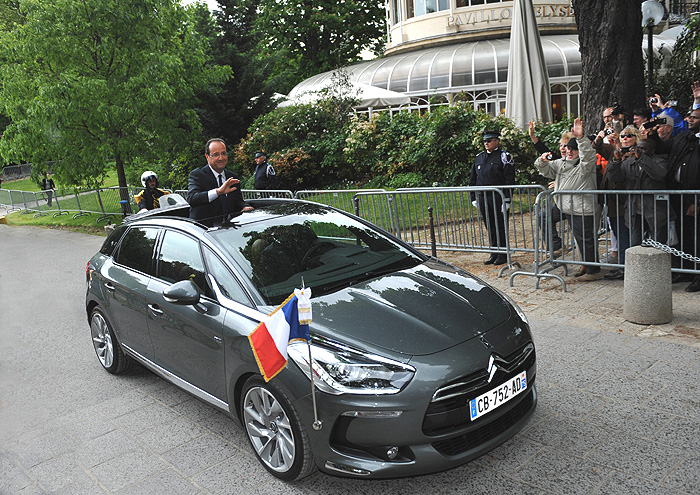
left=218, top=174, right=228, bottom=214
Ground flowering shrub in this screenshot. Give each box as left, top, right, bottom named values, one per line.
left=234, top=96, right=576, bottom=190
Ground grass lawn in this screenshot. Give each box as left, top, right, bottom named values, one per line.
left=1, top=169, right=127, bottom=235
left=1, top=169, right=120, bottom=192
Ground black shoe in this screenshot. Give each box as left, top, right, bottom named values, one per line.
left=604, top=269, right=624, bottom=280
left=484, top=254, right=497, bottom=265
left=493, top=255, right=508, bottom=266
left=685, top=279, right=700, bottom=293
left=672, top=273, right=692, bottom=284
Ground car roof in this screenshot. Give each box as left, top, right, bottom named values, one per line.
left=122, top=198, right=337, bottom=234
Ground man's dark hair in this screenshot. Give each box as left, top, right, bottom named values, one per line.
left=633, top=108, right=652, bottom=121
left=205, top=138, right=227, bottom=155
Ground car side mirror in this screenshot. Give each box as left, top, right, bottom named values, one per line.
left=163, top=280, right=201, bottom=305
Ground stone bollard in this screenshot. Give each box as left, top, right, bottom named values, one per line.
left=623, top=246, right=672, bottom=324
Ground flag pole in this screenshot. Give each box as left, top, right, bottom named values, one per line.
left=301, top=277, right=322, bottom=430
left=307, top=340, right=322, bottom=430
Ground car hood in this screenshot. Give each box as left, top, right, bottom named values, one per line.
left=310, top=261, right=513, bottom=356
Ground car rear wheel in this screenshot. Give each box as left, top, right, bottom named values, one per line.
left=241, top=376, right=315, bottom=481
left=90, top=307, right=130, bottom=374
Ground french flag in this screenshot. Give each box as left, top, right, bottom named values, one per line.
left=248, top=293, right=310, bottom=381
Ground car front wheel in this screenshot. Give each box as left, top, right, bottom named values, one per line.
left=90, top=307, right=130, bottom=374
left=241, top=376, right=315, bottom=481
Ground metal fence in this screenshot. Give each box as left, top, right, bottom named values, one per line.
left=3, top=184, right=699, bottom=291
left=1, top=164, right=33, bottom=181
left=509, top=189, right=700, bottom=290
left=353, top=185, right=546, bottom=272
left=1, top=186, right=144, bottom=223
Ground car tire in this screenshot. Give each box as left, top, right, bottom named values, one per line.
left=90, top=307, right=131, bottom=374
left=240, top=376, right=316, bottom=481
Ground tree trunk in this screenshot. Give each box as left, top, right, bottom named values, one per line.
left=115, top=152, right=132, bottom=215
left=572, top=0, right=646, bottom=134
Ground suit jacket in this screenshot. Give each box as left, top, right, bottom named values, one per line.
left=187, top=165, right=249, bottom=222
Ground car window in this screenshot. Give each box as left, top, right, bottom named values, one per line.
left=209, top=206, right=423, bottom=305
left=203, top=247, right=252, bottom=306
left=114, top=227, right=158, bottom=274
left=157, top=230, right=208, bottom=295
left=100, top=224, right=128, bottom=255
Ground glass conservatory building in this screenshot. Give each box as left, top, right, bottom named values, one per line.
left=285, top=1, right=679, bottom=119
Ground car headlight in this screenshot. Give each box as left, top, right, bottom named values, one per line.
left=288, top=337, right=415, bottom=395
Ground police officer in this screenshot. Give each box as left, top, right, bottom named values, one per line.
left=469, top=130, right=515, bottom=265
left=253, top=152, right=277, bottom=191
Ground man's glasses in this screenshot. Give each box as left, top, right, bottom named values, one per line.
left=208, top=152, right=228, bottom=158
left=483, top=138, right=495, bottom=143
left=620, top=134, right=636, bottom=138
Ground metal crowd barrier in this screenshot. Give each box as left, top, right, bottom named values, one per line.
left=352, top=186, right=545, bottom=274
left=295, top=189, right=386, bottom=213
left=509, top=189, right=700, bottom=291
left=0, top=186, right=142, bottom=223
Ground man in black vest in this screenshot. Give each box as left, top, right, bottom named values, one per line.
left=469, top=130, right=515, bottom=265
left=253, top=152, right=277, bottom=191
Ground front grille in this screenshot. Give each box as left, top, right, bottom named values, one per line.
left=423, top=342, right=535, bottom=435
left=432, top=388, right=534, bottom=456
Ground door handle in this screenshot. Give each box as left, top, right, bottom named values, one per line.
left=148, top=304, right=164, bottom=316
left=104, top=282, right=115, bottom=291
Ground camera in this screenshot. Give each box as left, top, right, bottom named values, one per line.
left=668, top=100, right=678, bottom=107
left=649, top=97, right=658, bottom=104
left=620, top=146, right=631, bottom=153
left=605, top=128, right=614, bottom=135
left=546, top=154, right=553, bottom=160
left=642, top=117, right=667, bottom=129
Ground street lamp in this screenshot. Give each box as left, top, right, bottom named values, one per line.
left=641, top=0, right=665, bottom=93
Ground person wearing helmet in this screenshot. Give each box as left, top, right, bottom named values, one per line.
left=134, top=171, right=169, bottom=212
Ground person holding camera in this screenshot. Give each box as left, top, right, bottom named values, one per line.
left=528, top=121, right=570, bottom=255
left=604, top=133, right=671, bottom=280
left=593, top=120, right=627, bottom=266
left=653, top=82, right=700, bottom=292
left=648, top=94, right=688, bottom=137
left=535, top=118, right=602, bottom=281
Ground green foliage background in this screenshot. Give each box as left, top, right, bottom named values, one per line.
left=232, top=100, right=575, bottom=191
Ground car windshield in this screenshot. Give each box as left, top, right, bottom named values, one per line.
left=208, top=204, right=424, bottom=305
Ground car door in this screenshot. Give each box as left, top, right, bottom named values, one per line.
left=104, top=226, right=159, bottom=359
left=145, top=229, right=227, bottom=400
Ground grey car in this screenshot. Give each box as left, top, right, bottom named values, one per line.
left=85, top=199, right=536, bottom=480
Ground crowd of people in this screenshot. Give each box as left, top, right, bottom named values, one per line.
left=527, top=81, right=700, bottom=292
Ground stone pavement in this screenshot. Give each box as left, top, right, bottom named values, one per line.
left=1, top=224, right=699, bottom=494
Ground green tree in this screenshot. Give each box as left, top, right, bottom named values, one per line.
left=193, top=0, right=286, bottom=148
left=256, top=0, right=385, bottom=84
left=658, top=15, right=700, bottom=110
left=0, top=0, right=230, bottom=190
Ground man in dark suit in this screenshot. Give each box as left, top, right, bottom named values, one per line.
left=188, top=138, right=253, bottom=223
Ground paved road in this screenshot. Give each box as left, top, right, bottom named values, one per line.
left=1, top=224, right=699, bottom=494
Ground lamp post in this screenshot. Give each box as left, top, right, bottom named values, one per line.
left=641, top=0, right=665, bottom=93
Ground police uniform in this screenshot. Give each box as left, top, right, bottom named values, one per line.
left=469, top=131, right=515, bottom=262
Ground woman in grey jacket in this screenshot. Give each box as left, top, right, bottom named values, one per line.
left=534, top=118, right=602, bottom=281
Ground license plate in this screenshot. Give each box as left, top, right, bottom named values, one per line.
left=469, top=371, right=527, bottom=421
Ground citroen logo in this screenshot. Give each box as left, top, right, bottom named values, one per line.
left=486, top=355, right=497, bottom=383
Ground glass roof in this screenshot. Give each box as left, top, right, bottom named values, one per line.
left=287, top=33, right=676, bottom=101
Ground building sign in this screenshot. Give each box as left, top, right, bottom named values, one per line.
left=446, top=4, right=575, bottom=28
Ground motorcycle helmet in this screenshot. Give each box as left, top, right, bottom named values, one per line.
left=141, top=171, right=158, bottom=188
